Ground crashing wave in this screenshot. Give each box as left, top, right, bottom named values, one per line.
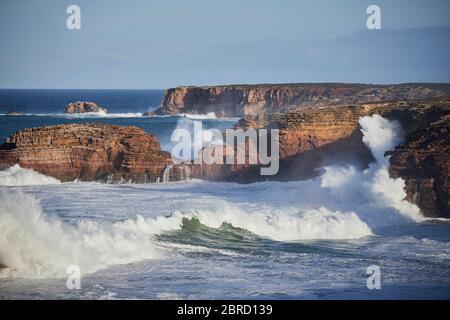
left=181, top=112, right=217, bottom=120
left=0, top=165, right=60, bottom=186
left=0, top=115, right=424, bottom=278
left=0, top=190, right=162, bottom=278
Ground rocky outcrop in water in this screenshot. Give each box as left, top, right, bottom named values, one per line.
left=387, top=108, right=449, bottom=218
left=66, top=101, right=107, bottom=114
left=0, top=124, right=171, bottom=182
left=188, top=99, right=449, bottom=217
left=158, top=83, right=450, bottom=117
left=1, top=98, right=448, bottom=217
left=189, top=105, right=374, bottom=182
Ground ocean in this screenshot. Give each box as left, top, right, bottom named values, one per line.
left=0, top=90, right=449, bottom=299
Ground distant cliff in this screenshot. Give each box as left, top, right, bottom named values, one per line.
left=158, top=83, right=450, bottom=117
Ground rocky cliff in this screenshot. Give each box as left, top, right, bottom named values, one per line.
left=188, top=99, right=449, bottom=217
left=387, top=110, right=449, bottom=218
left=158, top=83, right=450, bottom=117
left=1, top=99, right=448, bottom=217
left=0, top=124, right=171, bottom=182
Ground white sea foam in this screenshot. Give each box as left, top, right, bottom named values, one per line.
left=0, top=188, right=372, bottom=278
left=0, top=112, right=145, bottom=118
left=0, top=112, right=242, bottom=120
left=0, top=191, right=162, bottom=278
left=317, top=115, right=422, bottom=224
left=181, top=112, right=217, bottom=120
left=0, top=165, right=61, bottom=186
left=0, top=115, right=425, bottom=278
left=161, top=206, right=373, bottom=241
left=359, top=114, right=404, bottom=163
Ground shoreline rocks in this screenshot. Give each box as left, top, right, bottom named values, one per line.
left=184, top=99, right=449, bottom=217
left=0, top=97, right=448, bottom=218
left=387, top=110, right=450, bottom=218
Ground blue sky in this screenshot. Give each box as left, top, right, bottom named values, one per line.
left=0, top=0, right=449, bottom=88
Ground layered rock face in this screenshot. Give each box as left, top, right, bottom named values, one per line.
left=158, top=83, right=450, bottom=117
left=189, top=105, right=374, bottom=182
left=0, top=124, right=171, bottom=182
left=387, top=107, right=449, bottom=218
left=66, top=101, right=107, bottom=114
left=1, top=98, right=448, bottom=217
left=189, top=99, right=449, bottom=217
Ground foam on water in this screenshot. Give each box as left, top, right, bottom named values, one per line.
left=0, top=115, right=425, bottom=278
left=20, top=112, right=145, bottom=118
left=0, top=189, right=372, bottom=279
left=162, top=206, right=372, bottom=241
left=0, top=112, right=236, bottom=120
left=0, top=165, right=61, bottom=186
left=0, top=191, right=162, bottom=278
left=181, top=112, right=217, bottom=120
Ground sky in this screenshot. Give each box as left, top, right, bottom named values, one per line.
left=0, top=0, right=449, bottom=89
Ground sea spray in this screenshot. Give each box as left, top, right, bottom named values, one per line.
left=171, top=117, right=223, bottom=160
left=317, top=115, right=422, bottom=224
left=0, top=190, right=162, bottom=278
left=359, top=114, right=404, bottom=163
left=0, top=114, right=424, bottom=279
left=0, top=165, right=61, bottom=186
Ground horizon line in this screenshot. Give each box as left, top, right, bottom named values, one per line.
left=1, top=81, right=450, bottom=90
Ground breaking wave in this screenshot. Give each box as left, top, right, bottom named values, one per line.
left=0, top=115, right=424, bottom=278
left=0, top=191, right=162, bottom=278
left=0, top=190, right=371, bottom=278
left=181, top=112, right=217, bottom=120
left=0, top=165, right=61, bottom=186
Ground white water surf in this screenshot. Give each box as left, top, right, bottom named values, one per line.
left=0, top=115, right=425, bottom=279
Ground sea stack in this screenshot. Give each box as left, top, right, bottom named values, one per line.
left=65, top=101, right=107, bottom=114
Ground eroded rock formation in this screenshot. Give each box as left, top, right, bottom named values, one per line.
left=66, top=101, right=107, bottom=114
left=1, top=97, right=448, bottom=217
left=186, top=99, right=449, bottom=217
left=387, top=110, right=449, bottom=218
left=158, top=83, right=450, bottom=117
left=0, top=124, right=171, bottom=182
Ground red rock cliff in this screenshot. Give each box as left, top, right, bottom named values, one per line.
left=0, top=124, right=171, bottom=182
left=159, top=83, right=450, bottom=117
left=188, top=99, right=449, bottom=217
left=387, top=107, right=449, bottom=218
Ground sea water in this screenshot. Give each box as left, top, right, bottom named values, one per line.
left=0, top=90, right=449, bottom=299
